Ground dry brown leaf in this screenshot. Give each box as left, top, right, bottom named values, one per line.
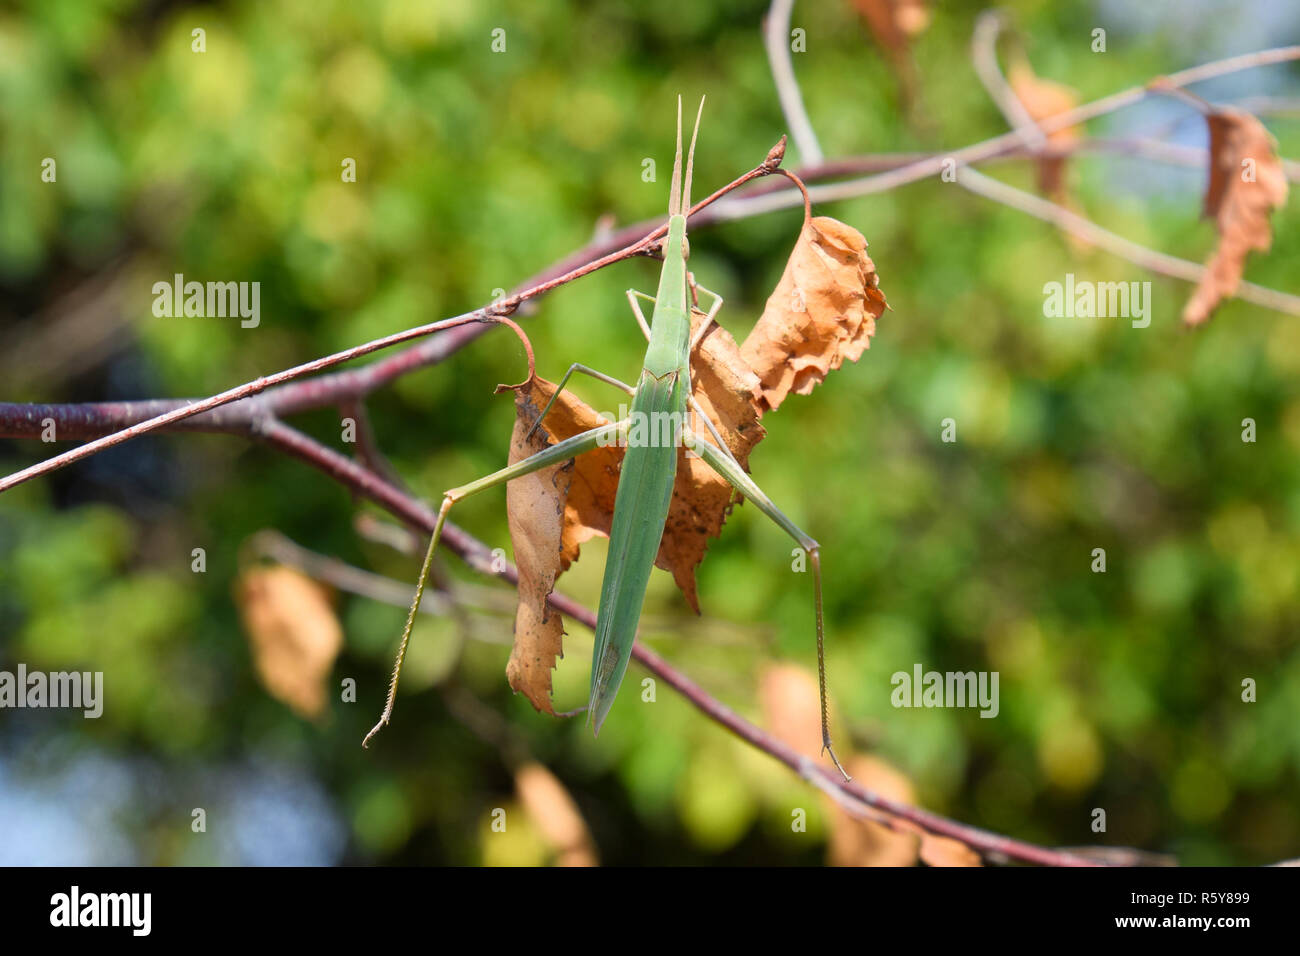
left=515, top=761, right=598, bottom=866
left=500, top=375, right=620, bottom=579
left=740, top=216, right=887, bottom=414
left=1183, top=107, right=1289, bottom=326
left=503, top=384, right=575, bottom=714
left=235, top=566, right=342, bottom=719
left=1007, top=59, right=1081, bottom=204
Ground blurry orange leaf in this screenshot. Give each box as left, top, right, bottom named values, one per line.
left=828, top=756, right=922, bottom=867
left=739, top=216, right=887, bottom=414
left=1007, top=58, right=1081, bottom=205
left=235, top=566, right=342, bottom=719
left=515, top=761, right=598, bottom=866
left=848, top=0, right=929, bottom=105
left=892, top=0, right=930, bottom=37
left=758, top=662, right=827, bottom=757
left=918, top=832, right=983, bottom=867
left=757, top=663, right=980, bottom=867
left=1183, top=107, right=1289, bottom=326
left=503, top=381, right=574, bottom=714
left=850, top=0, right=930, bottom=48
left=757, top=664, right=912, bottom=866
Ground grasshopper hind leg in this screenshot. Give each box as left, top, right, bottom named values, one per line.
left=681, top=426, right=851, bottom=781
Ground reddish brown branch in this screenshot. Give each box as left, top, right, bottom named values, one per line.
left=0, top=145, right=788, bottom=487
left=5, top=137, right=1295, bottom=444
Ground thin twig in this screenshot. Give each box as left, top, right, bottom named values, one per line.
left=775, top=167, right=812, bottom=226
left=246, top=529, right=515, bottom=621
left=764, top=0, right=823, bottom=165
left=971, top=11, right=1045, bottom=148
left=0, top=314, right=528, bottom=493
left=354, top=513, right=421, bottom=556
left=7, top=135, right=1298, bottom=446
left=711, top=44, right=1300, bottom=219
left=1231, top=94, right=1300, bottom=117
left=340, top=398, right=408, bottom=493
left=955, top=165, right=1300, bottom=316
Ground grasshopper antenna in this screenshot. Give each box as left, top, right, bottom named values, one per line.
left=682, top=95, right=705, bottom=215
left=668, top=95, right=684, bottom=216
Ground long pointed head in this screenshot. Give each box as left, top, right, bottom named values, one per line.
left=668, top=95, right=706, bottom=218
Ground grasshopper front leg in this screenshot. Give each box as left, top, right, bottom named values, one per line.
left=628, top=284, right=723, bottom=356
left=525, top=364, right=635, bottom=442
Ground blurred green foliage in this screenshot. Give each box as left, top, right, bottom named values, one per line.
left=2, top=0, right=1299, bottom=865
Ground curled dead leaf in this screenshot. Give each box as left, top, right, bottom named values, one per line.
left=503, top=382, right=575, bottom=714
left=499, top=374, right=620, bottom=585
left=739, top=216, right=887, bottom=414
left=235, top=566, right=343, bottom=719
left=1183, top=107, right=1289, bottom=326
left=515, top=761, right=598, bottom=866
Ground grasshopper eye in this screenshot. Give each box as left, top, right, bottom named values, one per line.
left=681, top=236, right=690, bottom=260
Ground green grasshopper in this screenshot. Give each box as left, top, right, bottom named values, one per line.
left=365, top=97, right=848, bottom=778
